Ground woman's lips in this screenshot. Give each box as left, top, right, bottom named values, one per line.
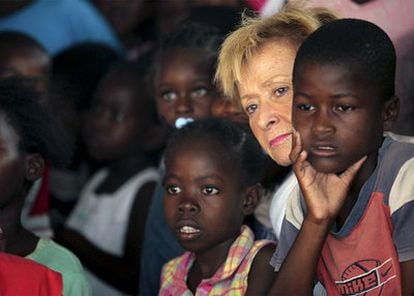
left=269, top=133, right=291, bottom=148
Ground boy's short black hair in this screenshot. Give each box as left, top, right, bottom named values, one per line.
left=0, top=30, right=47, bottom=54
left=164, top=117, right=266, bottom=186
left=0, top=77, right=72, bottom=166
left=293, top=18, right=396, bottom=102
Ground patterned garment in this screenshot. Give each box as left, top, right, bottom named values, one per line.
left=272, top=137, right=414, bottom=295
left=159, top=226, right=275, bottom=296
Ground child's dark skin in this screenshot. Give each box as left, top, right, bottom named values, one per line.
left=164, top=137, right=275, bottom=295
left=0, top=113, right=44, bottom=257
left=56, top=72, right=158, bottom=294
left=154, top=48, right=218, bottom=128
left=270, top=61, right=414, bottom=295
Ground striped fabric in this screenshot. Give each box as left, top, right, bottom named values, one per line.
left=159, top=226, right=275, bottom=296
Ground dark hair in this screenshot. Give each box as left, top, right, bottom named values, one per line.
left=151, top=21, right=224, bottom=88
left=0, top=30, right=47, bottom=53
left=52, top=41, right=121, bottom=112
left=0, top=77, right=72, bottom=166
left=164, top=117, right=266, bottom=186
left=293, top=18, right=396, bottom=102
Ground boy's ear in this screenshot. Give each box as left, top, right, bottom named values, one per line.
left=382, top=95, right=399, bottom=131
left=242, top=183, right=263, bottom=216
left=24, top=153, right=45, bottom=181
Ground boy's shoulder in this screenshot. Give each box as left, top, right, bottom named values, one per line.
left=26, top=238, right=85, bottom=274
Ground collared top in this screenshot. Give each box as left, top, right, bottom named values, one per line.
left=159, top=225, right=275, bottom=296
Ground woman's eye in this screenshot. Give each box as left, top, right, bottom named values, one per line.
left=274, top=86, right=289, bottom=97
left=298, top=104, right=314, bottom=111
left=191, top=87, right=208, bottom=99
left=245, top=104, right=258, bottom=116
left=201, top=186, right=219, bottom=195
left=335, top=105, right=354, bottom=112
left=161, top=91, right=177, bottom=102
left=166, top=185, right=181, bottom=195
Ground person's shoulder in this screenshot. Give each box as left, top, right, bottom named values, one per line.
left=32, top=238, right=85, bottom=274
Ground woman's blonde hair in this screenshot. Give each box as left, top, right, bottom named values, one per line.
left=215, top=4, right=339, bottom=102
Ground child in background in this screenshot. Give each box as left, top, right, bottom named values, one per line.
left=139, top=21, right=224, bottom=295
left=57, top=59, right=162, bottom=296
left=0, top=77, right=90, bottom=296
left=159, top=117, right=276, bottom=295
left=0, top=31, right=54, bottom=238
left=271, top=19, right=414, bottom=295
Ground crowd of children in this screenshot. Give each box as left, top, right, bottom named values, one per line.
left=0, top=1, right=413, bottom=295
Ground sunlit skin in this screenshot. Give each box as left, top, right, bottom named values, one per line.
left=238, top=41, right=298, bottom=166
left=154, top=48, right=218, bottom=128
left=292, top=62, right=386, bottom=175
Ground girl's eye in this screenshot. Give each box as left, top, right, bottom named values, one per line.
left=161, top=91, right=177, bottom=102
left=274, top=86, right=289, bottom=97
left=335, top=105, right=354, bottom=112
left=191, top=87, right=208, bottom=99
left=166, top=185, right=181, bottom=195
left=245, top=104, right=258, bottom=116
left=201, top=186, right=219, bottom=195
left=298, top=104, right=314, bottom=111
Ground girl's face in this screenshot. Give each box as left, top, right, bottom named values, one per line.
left=154, top=49, right=218, bottom=127
left=237, top=41, right=298, bottom=166
left=84, top=76, right=145, bottom=162
left=0, top=115, right=27, bottom=207
left=163, top=139, right=253, bottom=257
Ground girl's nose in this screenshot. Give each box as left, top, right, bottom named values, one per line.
left=175, top=94, right=192, bottom=115
left=177, top=199, right=199, bottom=215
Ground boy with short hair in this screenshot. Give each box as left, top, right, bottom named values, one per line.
left=270, top=18, right=414, bottom=295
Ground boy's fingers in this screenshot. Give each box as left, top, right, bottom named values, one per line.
left=340, top=155, right=367, bottom=182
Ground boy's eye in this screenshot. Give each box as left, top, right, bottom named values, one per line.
left=161, top=91, right=177, bottom=102
left=274, top=86, right=289, bottom=97
left=245, top=103, right=258, bottom=116
left=201, top=186, right=219, bottom=195
left=298, top=104, right=314, bottom=111
left=191, top=87, right=208, bottom=99
left=166, top=185, right=181, bottom=195
left=335, top=105, right=354, bottom=112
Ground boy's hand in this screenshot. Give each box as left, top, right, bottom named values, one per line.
left=290, top=130, right=366, bottom=224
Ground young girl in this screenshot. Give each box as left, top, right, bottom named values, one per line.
left=139, top=21, right=226, bottom=295
left=0, top=77, right=91, bottom=295
left=159, top=118, right=276, bottom=295
left=57, top=59, right=162, bottom=295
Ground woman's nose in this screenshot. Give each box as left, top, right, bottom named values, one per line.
left=257, top=102, right=280, bottom=130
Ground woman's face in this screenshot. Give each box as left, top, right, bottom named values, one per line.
left=237, top=41, right=298, bottom=166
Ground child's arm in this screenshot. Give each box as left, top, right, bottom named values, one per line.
left=56, top=181, right=156, bottom=294
left=401, top=259, right=414, bottom=295
left=269, top=131, right=366, bottom=295
left=245, top=244, right=276, bottom=295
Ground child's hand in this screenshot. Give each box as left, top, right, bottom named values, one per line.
left=290, top=130, right=366, bottom=224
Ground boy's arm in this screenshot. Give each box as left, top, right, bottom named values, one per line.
left=269, top=131, right=366, bottom=295
left=401, top=259, right=414, bottom=295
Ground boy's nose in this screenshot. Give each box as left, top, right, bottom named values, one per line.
left=312, top=111, right=335, bottom=135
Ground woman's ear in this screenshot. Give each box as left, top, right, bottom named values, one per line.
left=24, top=153, right=45, bottom=181
left=383, top=96, right=400, bottom=131
left=242, top=183, right=263, bottom=216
